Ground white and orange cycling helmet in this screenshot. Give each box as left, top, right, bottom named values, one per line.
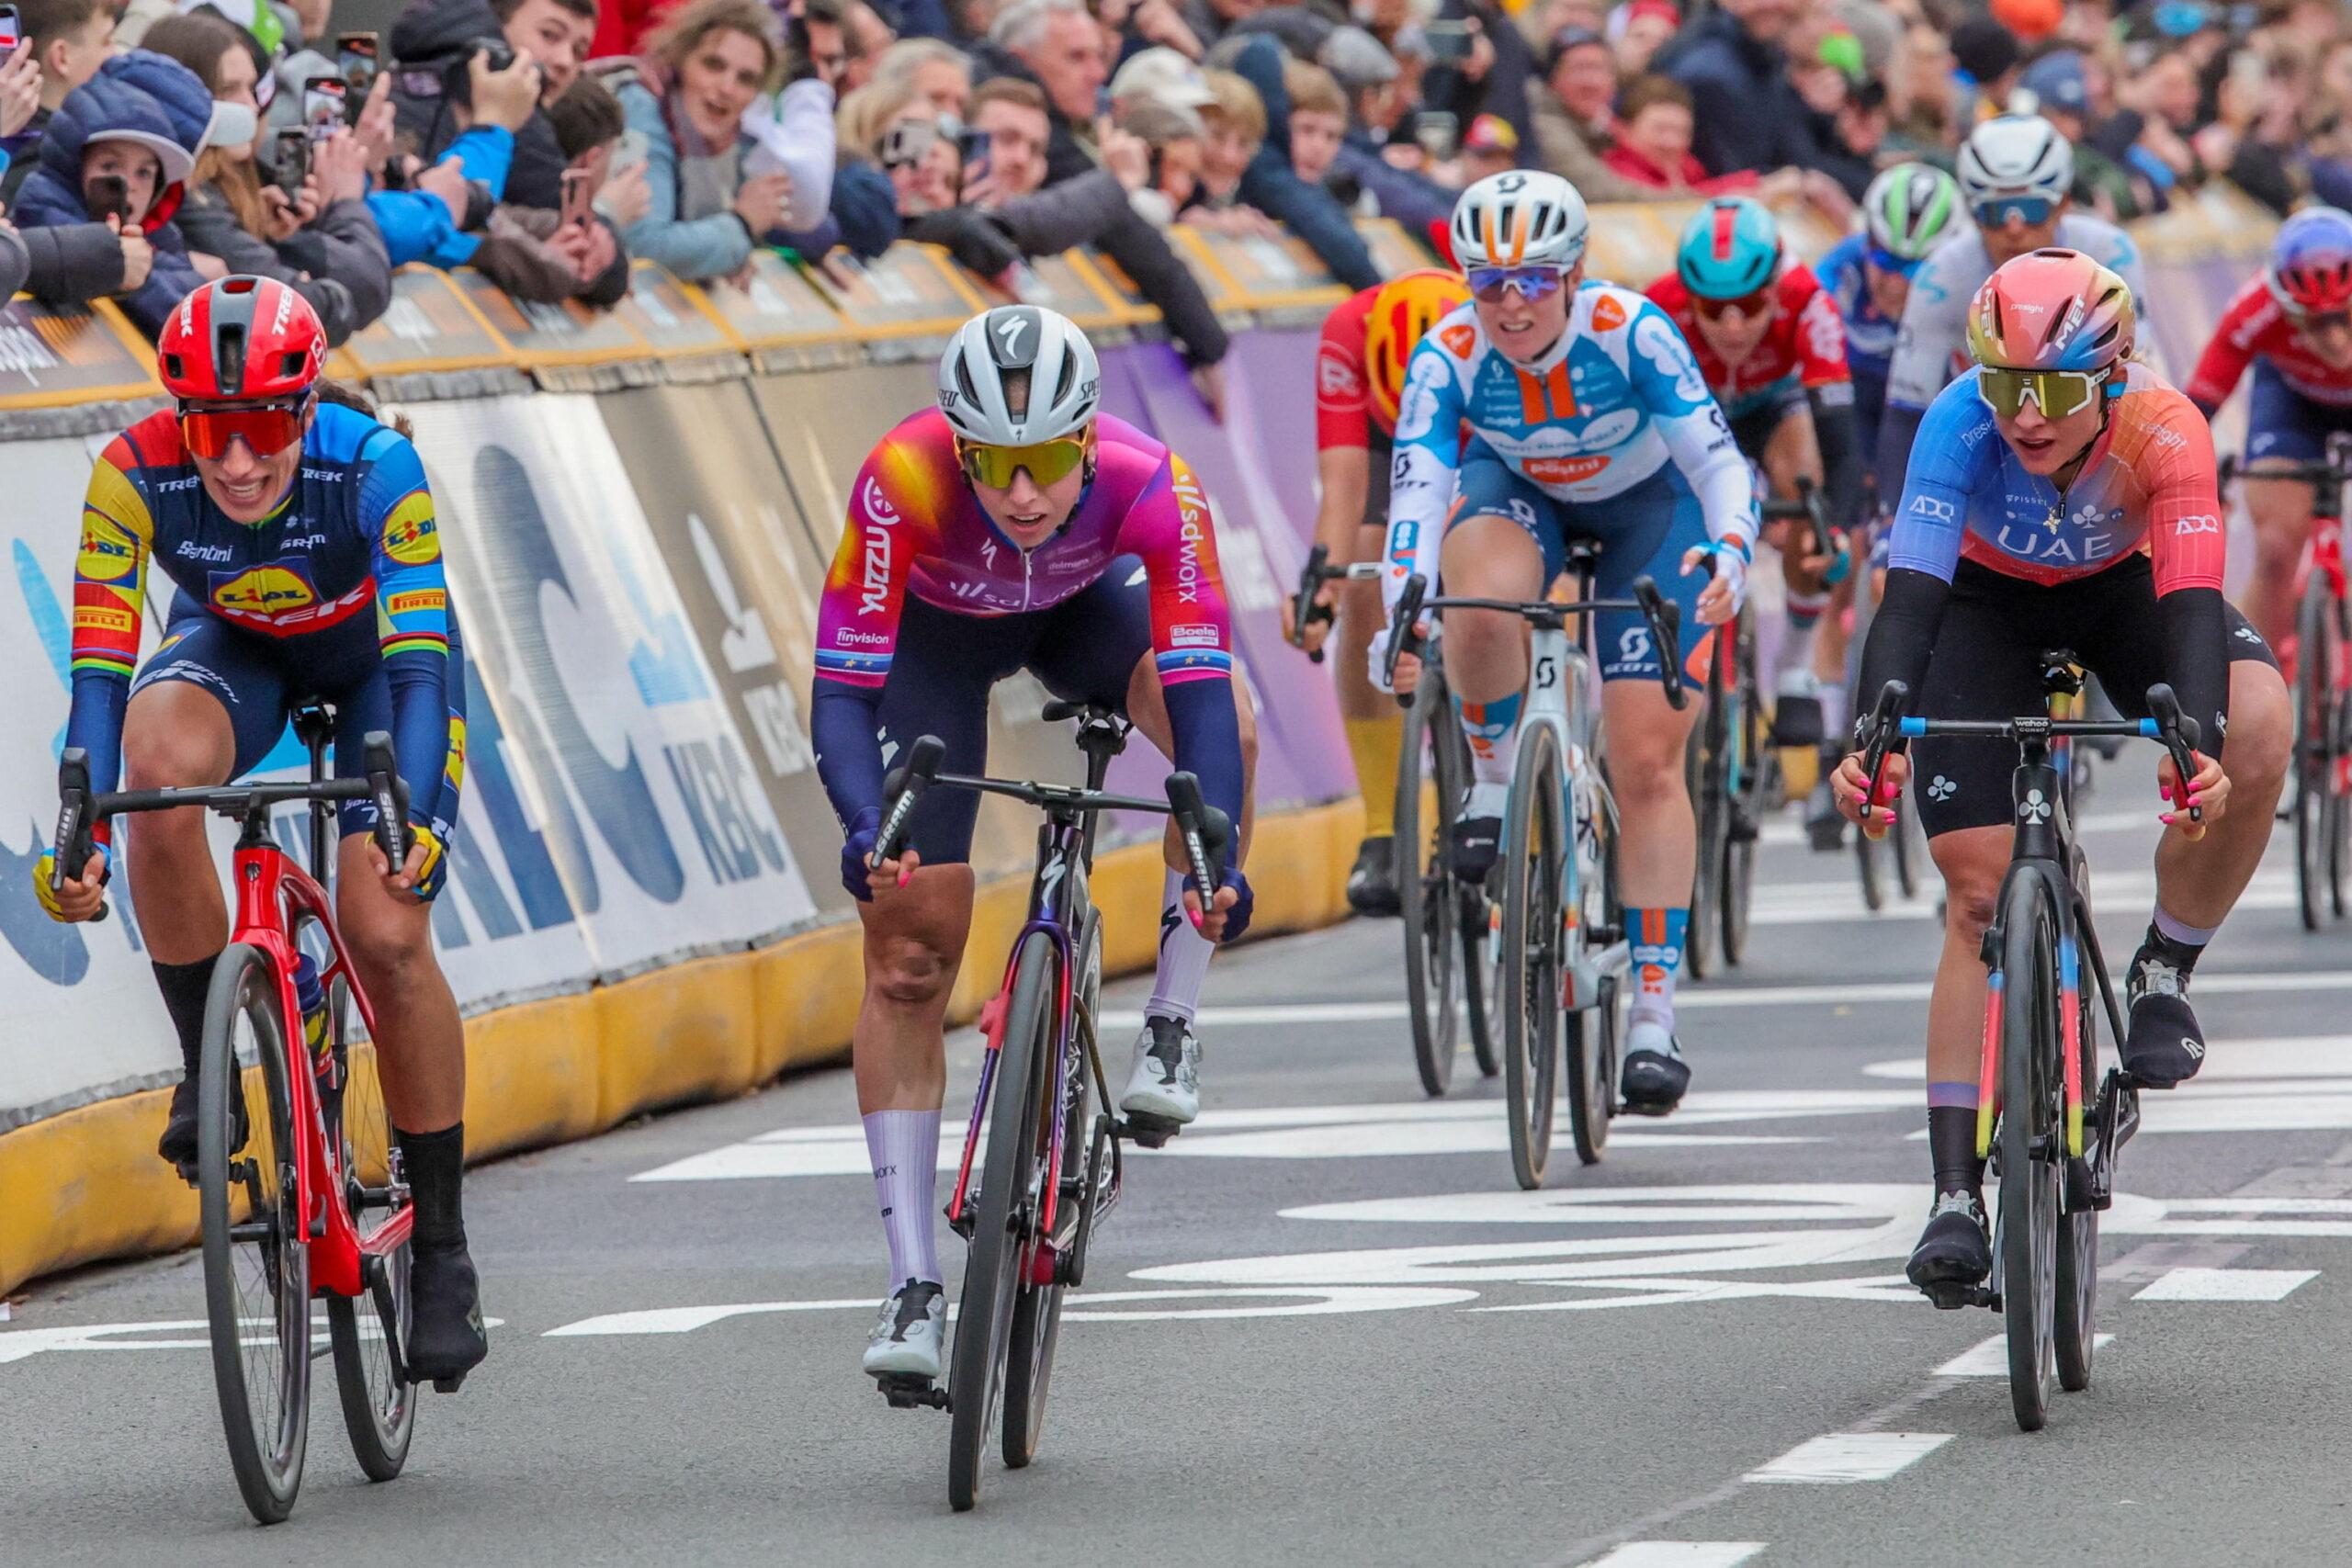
left=1448, top=171, right=1589, bottom=274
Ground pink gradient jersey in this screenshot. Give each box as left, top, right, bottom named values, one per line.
left=814, top=409, right=1236, bottom=692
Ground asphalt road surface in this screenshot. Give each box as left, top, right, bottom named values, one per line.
left=10, top=790, right=2352, bottom=1567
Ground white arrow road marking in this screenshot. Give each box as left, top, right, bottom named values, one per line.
left=2132, top=1267, right=2316, bottom=1301
left=1744, top=1431, right=1951, bottom=1483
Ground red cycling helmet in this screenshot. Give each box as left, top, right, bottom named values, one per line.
left=157, top=276, right=325, bottom=402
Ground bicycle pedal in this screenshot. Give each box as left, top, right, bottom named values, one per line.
left=430, top=1374, right=467, bottom=1393
left=173, top=1159, right=199, bottom=1189
left=1921, top=1280, right=1994, bottom=1311
left=1117, top=1113, right=1180, bottom=1149
left=874, top=1372, right=950, bottom=1411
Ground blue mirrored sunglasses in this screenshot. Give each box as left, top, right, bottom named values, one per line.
left=1865, top=245, right=1925, bottom=278
left=1973, top=196, right=2056, bottom=229
left=1466, top=265, right=1568, bottom=303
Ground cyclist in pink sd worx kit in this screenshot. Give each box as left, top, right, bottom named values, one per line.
left=1832, top=250, right=2290, bottom=1296
left=811, top=304, right=1257, bottom=1386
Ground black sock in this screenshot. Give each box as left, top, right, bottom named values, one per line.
left=152, top=955, right=220, bottom=1079
left=2134, top=923, right=2205, bottom=981
left=396, top=1122, right=468, bottom=1253
left=1927, top=1106, right=1983, bottom=1201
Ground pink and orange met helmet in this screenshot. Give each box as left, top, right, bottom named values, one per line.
left=1965, top=247, right=2134, bottom=373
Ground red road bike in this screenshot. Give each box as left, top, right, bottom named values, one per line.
left=55, top=708, right=418, bottom=1523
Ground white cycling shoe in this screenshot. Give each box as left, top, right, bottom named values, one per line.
left=862, top=1279, right=945, bottom=1381
left=1119, top=1014, right=1201, bottom=1126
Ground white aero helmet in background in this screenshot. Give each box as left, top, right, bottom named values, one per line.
left=937, top=304, right=1102, bottom=446
left=1449, top=170, right=1589, bottom=272
left=1955, top=115, right=2074, bottom=210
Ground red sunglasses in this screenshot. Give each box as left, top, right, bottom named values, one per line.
left=1692, top=288, right=1773, bottom=321
left=179, top=399, right=310, bottom=460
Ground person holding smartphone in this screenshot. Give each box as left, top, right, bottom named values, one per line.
left=141, top=12, right=393, bottom=343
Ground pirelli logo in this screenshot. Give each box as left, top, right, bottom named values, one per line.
left=388, top=590, right=447, bottom=615
left=74, top=606, right=135, bottom=634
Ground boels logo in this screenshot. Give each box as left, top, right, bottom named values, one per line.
left=209, top=562, right=320, bottom=623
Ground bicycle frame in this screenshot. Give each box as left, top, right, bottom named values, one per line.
left=1521, top=613, right=1621, bottom=1006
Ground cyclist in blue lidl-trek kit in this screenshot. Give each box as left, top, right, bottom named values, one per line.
left=36, top=276, right=487, bottom=1391
left=1375, top=170, right=1761, bottom=1119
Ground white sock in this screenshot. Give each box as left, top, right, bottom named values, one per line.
left=1147, top=869, right=1216, bottom=1025
left=863, top=1109, right=941, bottom=1287
left=1819, top=682, right=1849, bottom=747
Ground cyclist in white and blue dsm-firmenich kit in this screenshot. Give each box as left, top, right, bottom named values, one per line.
left=1877, top=115, right=2152, bottom=497
left=1372, top=169, right=1760, bottom=1116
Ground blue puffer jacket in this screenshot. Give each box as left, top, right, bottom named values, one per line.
left=13, top=59, right=208, bottom=335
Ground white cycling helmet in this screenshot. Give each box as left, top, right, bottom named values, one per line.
left=937, top=304, right=1101, bottom=446
left=1955, top=115, right=2074, bottom=209
left=1449, top=170, right=1589, bottom=272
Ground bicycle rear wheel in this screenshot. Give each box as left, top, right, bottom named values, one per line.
left=1853, top=812, right=1885, bottom=911
left=199, top=943, right=311, bottom=1524
left=1502, top=726, right=1565, bottom=1190
left=1566, top=782, right=1620, bottom=1165
left=1720, top=608, right=1764, bottom=964
left=2296, top=579, right=2333, bottom=931
left=1996, top=881, right=2061, bottom=1432
left=1004, top=919, right=1093, bottom=1468
left=1397, top=668, right=1463, bottom=1096
left=321, top=957, right=415, bottom=1483
left=2053, top=918, right=2101, bottom=1394
left=2330, top=596, right=2351, bottom=919
left=949, top=932, right=1055, bottom=1511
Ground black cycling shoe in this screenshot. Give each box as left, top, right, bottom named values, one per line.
left=1907, top=1190, right=1992, bottom=1305
left=1451, top=813, right=1503, bottom=886
left=1771, top=692, right=1825, bottom=748
left=1345, top=836, right=1402, bottom=918
left=157, top=1075, right=201, bottom=1181
left=1619, top=1042, right=1691, bottom=1116
left=405, top=1244, right=489, bottom=1391
left=2122, top=953, right=2206, bottom=1088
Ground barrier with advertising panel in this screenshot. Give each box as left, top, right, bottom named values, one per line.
left=0, top=188, right=2287, bottom=1296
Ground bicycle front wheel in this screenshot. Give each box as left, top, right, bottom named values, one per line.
left=1502, top=725, right=1565, bottom=1190
left=1398, top=667, right=1463, bottom=1095
left=321, top=962, right=415, bottom=1483
left=949, top=932, right=1056, bottom=1512
left=1894, top=779, right=1925, bottom=900
left=2296, top=578, right=2334, bottom=931
left=1566, top=783, right=1620, bottom=1166
left=2053, top=921, right=2101, bottom=1394
left=1686, top=639, right=1728, bottom=980
left=1720, top=608, right=1764, bottom=964
left=199, top=943, right=311, bottom=1524
left=1996, top=880, right=2062, bottom=1432
left=1004, top=920, right=1093, bottom=1468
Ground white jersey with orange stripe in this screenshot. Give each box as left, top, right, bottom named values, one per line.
left=1381, top=286, right=1758, bottom=617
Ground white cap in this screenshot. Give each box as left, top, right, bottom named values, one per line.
left=1108, top=47, right=1215, bottom=109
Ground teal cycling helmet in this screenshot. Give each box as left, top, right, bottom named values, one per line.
left=1863, top=164, right=1962, bottom=265
left=1676, top=197, right=1781, bottom=299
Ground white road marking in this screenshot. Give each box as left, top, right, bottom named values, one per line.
left=628, top=1091, right=1902, bottom=1182
left=1100, top=966, right=2352, bottom=1032
left=1934, top=1333, right=2114, bottom=1376
left=1744, top=1432, right=1951, bottom=1484
left=0, top=1316, right=509, bottom=1365
left=538, top=1287, right=1476, bottom=1338
left=1584, top=1545, right=1766, bottom=1568
left=2132, top=1267, right=2317, bottom=1302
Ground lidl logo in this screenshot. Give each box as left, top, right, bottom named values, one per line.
left=210, top=563, right=320, bottom=622
left=76, top=532, right=136, bottom=582
left=382, top=508, right=439, bottom=566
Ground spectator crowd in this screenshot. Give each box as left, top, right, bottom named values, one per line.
left=0, top=0, right=2346, bottom=379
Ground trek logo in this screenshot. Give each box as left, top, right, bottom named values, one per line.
left=857, top=475, right=900, bottom=616
left=1907, top=494, right=1956, bottom=524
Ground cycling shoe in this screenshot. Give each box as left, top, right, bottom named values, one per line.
left=157, top=1074, right=201, bottom=1180
left=1907, top=1191, right=1992, bottom=1304
left=1120, top=1014, right=1201, bottom=1126
left=1619, top=1024, right=1690, bottom=1116
left=1451, top=782, right=1507, bottom=886
left=1344, top=836, right=1402, bottom=918
left=2123, top=953, right=2205, bottom=1087
left=406, top=1243, right=489, bottom=1391
left=864, top=1279, right=945, bottom=1382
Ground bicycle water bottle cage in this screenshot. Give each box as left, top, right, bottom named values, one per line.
left=2038, top=650, right=2085, bottom=697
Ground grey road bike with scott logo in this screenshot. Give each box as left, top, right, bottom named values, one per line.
left=1386, top=564, right=1688, bottom=1188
